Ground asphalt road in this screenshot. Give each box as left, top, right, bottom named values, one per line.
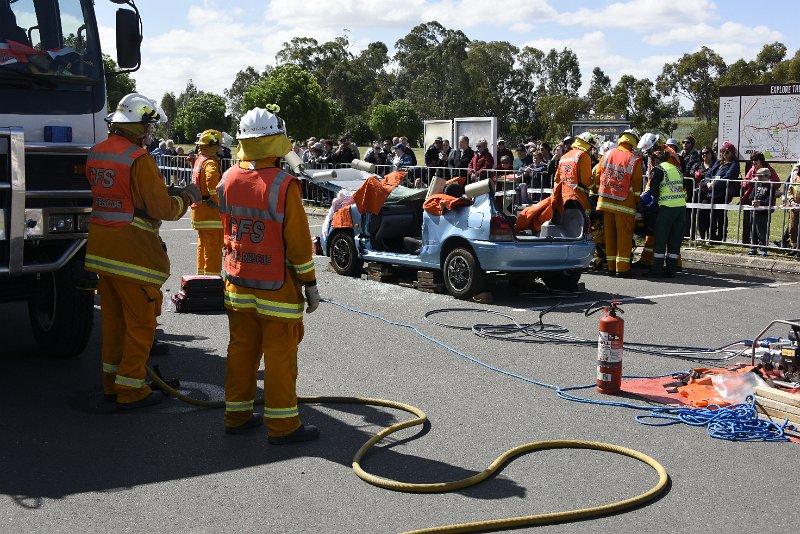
left=2, top=212, right=800, bottom=533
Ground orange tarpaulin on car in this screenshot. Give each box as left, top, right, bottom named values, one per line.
left=383, top=171, right=408, bottom=187
left=514, top=181, right=589, bottom=233
left=332, top=205, right=353, bottom=229
left=352, top=175, right=397, bottom=215
left=422, top=194, right=473, bottom=216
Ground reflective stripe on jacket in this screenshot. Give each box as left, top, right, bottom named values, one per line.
left=85, top=139, right=189, bottom=287
left=658, top=162, right=686, bottom=207
left=86, top=135, right=146, bottom=226
left=191, top=153, right=210, bottom=202
left=218, top=166, right=298, bottom=290
left=599, top=147, right=640, bottom=201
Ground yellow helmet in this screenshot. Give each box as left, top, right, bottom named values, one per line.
left=573, top=131, right=601, bottom=152
left=197, top=129, right=222, bottom=146
left=618, top=128, right=640, bottom=148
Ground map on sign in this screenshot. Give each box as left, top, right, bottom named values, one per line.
left=739, top=95, right=800, bottom=161
left=718, top=84, right=800, bottom=162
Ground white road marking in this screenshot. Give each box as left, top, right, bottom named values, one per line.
left=546, top=281, right=800, bottom=311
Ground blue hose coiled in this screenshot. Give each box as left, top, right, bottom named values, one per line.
left=323, top=299, right=797, bottom=443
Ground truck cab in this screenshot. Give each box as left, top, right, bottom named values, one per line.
left=0, top=0, right=141, bottom=356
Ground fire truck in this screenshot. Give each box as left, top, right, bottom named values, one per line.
left=0, top=0, right=141, bottom=356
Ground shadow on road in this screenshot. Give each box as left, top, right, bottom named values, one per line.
left=0, top=309, right=527, bottom=508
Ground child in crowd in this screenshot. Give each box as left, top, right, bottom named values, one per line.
left=749, top=167, right=776, bottom=257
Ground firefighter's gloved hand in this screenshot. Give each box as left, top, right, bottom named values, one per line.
left=183, top=183, right=202, bottom=205
left=207, top=198, right=218, bottom=209
left=304, top=283, right=320, bottom=313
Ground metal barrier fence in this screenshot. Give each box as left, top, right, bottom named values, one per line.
left=155, top=156, right=800, bottom=256
left=684, top=176, right=799, bottom=254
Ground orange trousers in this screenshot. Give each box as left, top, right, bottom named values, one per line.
left=97, top=275, right=161, bottom=403
left=603, top=211, right=634, bottom=274
left=224, top=310, right=304, bottom=437
left=196, top=229, right=223, bottom=275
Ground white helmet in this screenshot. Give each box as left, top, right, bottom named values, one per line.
left=221, top=131, right=234, bottom=148
left=637, top=132, right=659, bottom=154
left=237, top=106, right=286, bottom=139
left=600, top=140, right=617, bottom=155
left=576, top=131, right=601, bottom=150
left=106, top=93, right=165, bottom=124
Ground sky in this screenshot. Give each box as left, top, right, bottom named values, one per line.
left=93, top=0, right=799, bottom=111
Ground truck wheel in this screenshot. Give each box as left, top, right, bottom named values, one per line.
left=329, top=233, right=363, bottom=277
left=541, top=270, right=582, bottom=292
left=443, top=247, right=484, bottom=299
left=28, top=258, right=94, bottom=357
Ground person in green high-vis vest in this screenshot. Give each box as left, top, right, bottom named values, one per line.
left=641, top=150, right=686, bottom=278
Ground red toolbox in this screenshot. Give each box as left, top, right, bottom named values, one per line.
left=172, top=275, right=224, bottom=312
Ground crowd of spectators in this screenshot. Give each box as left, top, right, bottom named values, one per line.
left=147, top=128, right=798, bottom=257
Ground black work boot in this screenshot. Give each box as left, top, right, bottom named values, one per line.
left=225, top=414, right=262, bottom=435
left=116, top=390, right=164, bottom=411
left=268, top=425, right=320, bottom=445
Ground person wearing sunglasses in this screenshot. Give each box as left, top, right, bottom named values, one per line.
left=679, top=136, right=700, bottom=177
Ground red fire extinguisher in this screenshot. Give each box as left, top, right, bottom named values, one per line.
left=585, top=301, right=624, bottom=394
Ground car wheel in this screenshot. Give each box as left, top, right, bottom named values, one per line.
left=541, top=270, right=582, bottom=291
left=443, top=247, right=484, bottom=299
left=329, top=232, right=363, bottom=277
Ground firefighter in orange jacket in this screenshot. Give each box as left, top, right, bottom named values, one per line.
left=191, top=129, right=224, bottom=274
left=85, top=93, right=201, bottom=409
left=219, top=105, right=321, bottom=443
left=595, top=129, right=644, bottom=278
left=554, top=131, right=601, bottom=213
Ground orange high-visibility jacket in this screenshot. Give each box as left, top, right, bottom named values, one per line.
left=556, top=148, right=592, bottom=193
left=85, top=135, right=189, bottom=286
left=599, top=147, right=640, bottom=201
left=217, top=162, right=316, bottom=322
left=86, top=135, right=146, bottom=226
left=190, top=154, right=223, bottom=229
left=218, top=166, right=297, bottom=290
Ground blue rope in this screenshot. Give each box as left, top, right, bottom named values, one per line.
left=322, top=299, right=796, bottom=442
left=635, top=396, right=795, bottom=442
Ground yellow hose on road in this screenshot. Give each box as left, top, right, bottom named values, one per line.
left=146, top=367, right=669, bottom=534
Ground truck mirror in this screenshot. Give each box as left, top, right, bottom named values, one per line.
left=115, top=8, right=141, bottom=70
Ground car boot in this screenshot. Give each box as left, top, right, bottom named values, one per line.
left=225, top=414, right=262, bottom=435
left=116, top=390, right=164, bottom=411
left=268, top=424, right=320, bottom=445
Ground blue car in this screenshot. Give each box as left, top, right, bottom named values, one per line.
left=319, top=175, right=593, bottom=299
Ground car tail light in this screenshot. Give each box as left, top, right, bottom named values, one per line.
left=490, top=215, right=514, bottom=242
